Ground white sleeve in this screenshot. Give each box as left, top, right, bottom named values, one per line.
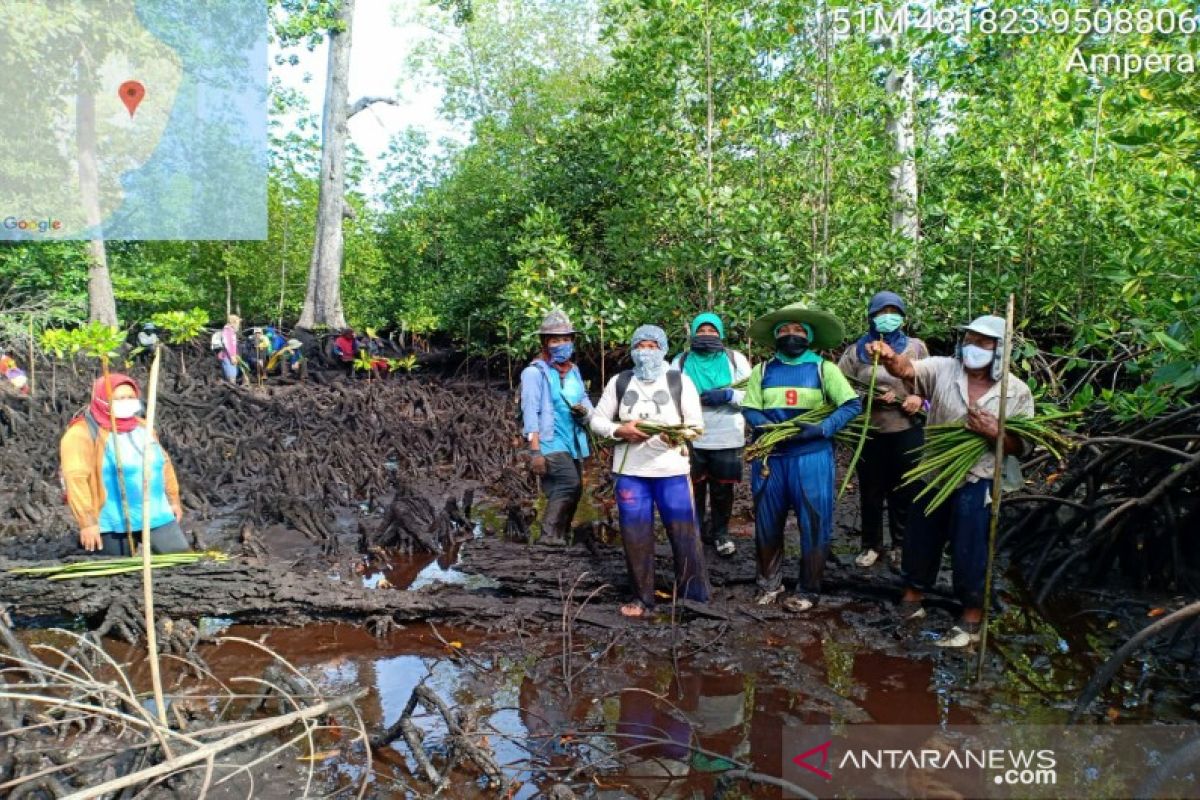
left=680, top=374, right=705, bottom=432
left=729, top=352, right=752, bottom=407
left=589, top=376, right=621, bottom=438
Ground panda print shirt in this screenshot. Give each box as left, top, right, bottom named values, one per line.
left=589, top=370, right=704, bottom=477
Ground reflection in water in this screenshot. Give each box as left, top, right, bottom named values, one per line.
left=362, top=545, right=501, bottom=591
left=186, top=622, right=989, bottom=798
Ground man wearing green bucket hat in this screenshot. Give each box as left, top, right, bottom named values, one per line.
left=741, top=304, right=862, bottom=612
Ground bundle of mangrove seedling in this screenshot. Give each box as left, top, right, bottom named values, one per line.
left=9, top=551, right=228, bottom=581
left=612, top=421, right=703, bottom=473
left=744, top=405, right=869, bottom=463
left=901, top=411, right=1080, bottom=512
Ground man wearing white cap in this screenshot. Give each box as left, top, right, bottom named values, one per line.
left=867, top=314, right=1034, bottom=647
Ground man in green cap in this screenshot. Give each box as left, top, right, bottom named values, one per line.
left=741, top=304, right=862, bottom=612
left=671, top=312, right=752, bottom=557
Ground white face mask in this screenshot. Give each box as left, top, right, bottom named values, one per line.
left=961, top=344, right=994, bottom=370
left=112, top=398, right=142, bottom=419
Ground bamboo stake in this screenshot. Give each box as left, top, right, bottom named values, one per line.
left=837, top=350, right=878, bottom=500
left=976, top=294, right=1015, bottom=681
left=61, top=688, right=367, bottom=800
left=27, top=315, right=35, bottom=397
left=598, top=316, right=606, bottom=388
left=141, top=345, right=168, bottom=725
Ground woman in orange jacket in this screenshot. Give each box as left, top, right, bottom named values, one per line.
left=59, top=374, right=189, bottom=555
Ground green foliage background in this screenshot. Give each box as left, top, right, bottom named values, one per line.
left=1, top=0, right=1197, bottom=418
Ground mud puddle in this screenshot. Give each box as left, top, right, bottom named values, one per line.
left=171, top=613, right=1052, bottom=799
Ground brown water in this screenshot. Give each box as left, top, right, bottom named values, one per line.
left=168, top=613, right=995, bottom=799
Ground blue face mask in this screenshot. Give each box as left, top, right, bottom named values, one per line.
left=873, top=313, right=903, bottom=335
left=548, top=342, right=574, bottom=364
left=631, top=348, right=665, bottom=381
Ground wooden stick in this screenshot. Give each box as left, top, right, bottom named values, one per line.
left=60, top=688, right=366, bottom=800
left=976, top=294, right=1015, bottom=681
left=27, top=315, right=35, bottom=397
left=141, top=345, right=167, bottom=726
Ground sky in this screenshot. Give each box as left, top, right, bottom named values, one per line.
left=270, top=0, right=468, bottom=198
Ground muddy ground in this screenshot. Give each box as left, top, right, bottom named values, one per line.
left=2, top=360, right=1198, bottom=797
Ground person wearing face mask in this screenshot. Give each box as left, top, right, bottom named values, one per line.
left=520, top=310, right=594, bottom=546
left=59, top=374, right=189, bottom=556
left=670, top=313, right=751, bottom=558
left=837, top=291, right=929, bottom=570
left=742, top=304, right=862, bottom=613
left=867, top=314, right=1034, bottom=647
left=590, top=325, right=709, bottom=618
left=216, top=314, right=243, bottom=384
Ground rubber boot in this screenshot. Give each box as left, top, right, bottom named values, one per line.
left=539, top=494, right=573, bottom=546
left=708, top=481, right=735, bottom=543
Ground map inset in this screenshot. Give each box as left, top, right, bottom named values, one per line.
left=0, top=0, right=267, bottom=241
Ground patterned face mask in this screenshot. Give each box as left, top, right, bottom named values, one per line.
left=630, top=347, right=665, bottom=381
left=548, top=342, right=574, bottom=364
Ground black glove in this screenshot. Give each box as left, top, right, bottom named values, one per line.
left=699, top=388, right=734, bottom=407
left=796, top=422, right=824, bottom=441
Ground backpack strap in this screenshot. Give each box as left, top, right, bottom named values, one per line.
left=82, top=409, right=101, bottom=441
left=614, top=370, right=633, bottom=420
left=667, top=369, right=683, bottom=418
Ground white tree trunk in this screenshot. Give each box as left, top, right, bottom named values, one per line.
left=298, top=0, right=355, bottom=330
left=887, top=57, right=919, bottom=286
left=77, top=84, right=118, bottom=325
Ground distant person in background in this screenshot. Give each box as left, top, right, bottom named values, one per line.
left=671, top=312, right=751, bottom=559
left=244, top=327, right=270, bottom=382
left=838, top=291, right=928, bottom=570
left=136, top=322, right=159, bottom=365
left=264, top=324, right=287, bottom=355
left=333, top=328, right=358, bottom=371
left=216, top=315, right=242, bottom=383
left=0, top=349, right=29, bottom=395
left=59, top=374, right=189, bottom=556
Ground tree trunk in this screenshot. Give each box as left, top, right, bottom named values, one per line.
left=886, top=52, right=920, bottom=287
left=298, top=0, right=355, bottom=331
left=76, top=84, right=118, bottom=326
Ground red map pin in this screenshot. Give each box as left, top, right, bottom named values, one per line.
left=119, top=80, right=145, bottom=117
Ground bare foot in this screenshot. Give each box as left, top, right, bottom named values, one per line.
left=619, top=601, right=647, bottom=618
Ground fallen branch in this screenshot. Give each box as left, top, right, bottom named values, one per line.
left=61, top=687, right=367, bottom=799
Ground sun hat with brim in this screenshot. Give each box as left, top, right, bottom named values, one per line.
left=961, top=314, right=1005, bottom=340
left=748, top=304, right=845, bottom=350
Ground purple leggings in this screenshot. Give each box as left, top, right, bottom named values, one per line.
left=615, top=474, right=710, bottom=606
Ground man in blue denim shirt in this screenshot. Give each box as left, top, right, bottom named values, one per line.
left=520, top=310, right=594, bottom=545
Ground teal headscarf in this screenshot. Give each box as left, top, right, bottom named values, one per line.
left=772, top=321, right=822, bottom=366
left=682, top=313, right=732, bottom=392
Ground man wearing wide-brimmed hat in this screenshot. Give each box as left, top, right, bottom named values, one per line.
left=742, top=303, right=862, bottom=613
